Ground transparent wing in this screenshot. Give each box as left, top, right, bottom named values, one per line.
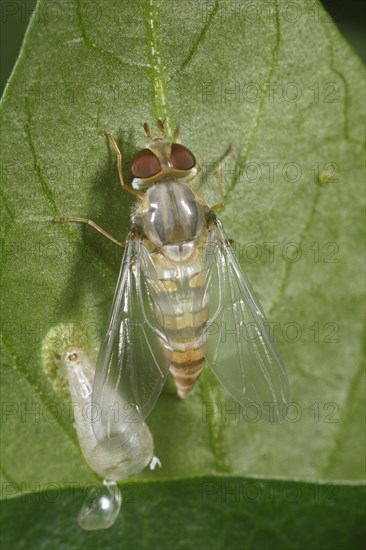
left=92, top=238, right=172, bottom=450
left=203, top=220, right=290, bottom=422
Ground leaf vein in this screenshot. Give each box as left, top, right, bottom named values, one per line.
left=145, top=0, right=172, bottom=137
left=200, top=370, right=232, bottom=474
left=268, top=185, right=322, bottom=315
left=0, top=336, right=78, bottom=451
left=24, top=98, right=60, bottom=217
left=169, top=0, right=219, bottom=76
left=76, top=0, right=151, bottom=70
left=24, top=97, right=119, bottom=280
left=322, top=14, right=365, bottom=147
left=225, top=0, right=281, bottom=202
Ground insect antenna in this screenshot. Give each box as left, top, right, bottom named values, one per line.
left=157, top=119, right=165, bottom=136
left=143, top=122, right=153, bottom=140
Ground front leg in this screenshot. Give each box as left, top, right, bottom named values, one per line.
left=210, top=144, right=235, bottom=211
left=105, top=131, right=143, bottom=198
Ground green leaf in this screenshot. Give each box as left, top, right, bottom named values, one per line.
left=1, top=0, right=365, bottom=547
left=1, top=478, right=365, bottom=550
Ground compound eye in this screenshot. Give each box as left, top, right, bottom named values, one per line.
left=171, top=143, right=196, bottom=170
left=130, top=149, right=161, bottom=178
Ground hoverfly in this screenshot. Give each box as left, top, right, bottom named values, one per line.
left=56, top=120, right=290, bottom=450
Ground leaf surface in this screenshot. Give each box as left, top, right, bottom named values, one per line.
left=1, top=0, right=365, bottom=546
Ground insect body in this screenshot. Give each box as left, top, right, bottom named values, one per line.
left=136, top=180, right=210, bottom=399
left=56, top=120, right=290, bottom=450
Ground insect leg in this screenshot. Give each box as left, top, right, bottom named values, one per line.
left=174, top=124, right=181, bottom=143
left=105, top=131, right=143, bottom=198
left=210, top=144, right=235, bottom=211
left=54, top=216, right=125, bottom=247
left=210, top=167, right=226, bottom=211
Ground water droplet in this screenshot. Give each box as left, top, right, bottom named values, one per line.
left=78, top=480, right=122, bottom=531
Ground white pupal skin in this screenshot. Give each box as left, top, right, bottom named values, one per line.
left=63, top=348, right=154, bottom=481
left=135, top=180, right=208, bottom=262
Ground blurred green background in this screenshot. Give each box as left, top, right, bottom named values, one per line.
left=1, top=0, right=365, bottom=97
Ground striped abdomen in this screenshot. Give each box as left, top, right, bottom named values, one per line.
left=151, top=247, right=208, bottom=399
left=168, top=309, right=207, bottom=399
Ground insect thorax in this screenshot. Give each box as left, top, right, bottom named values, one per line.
left=135, top=181, right=207, bottom=261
